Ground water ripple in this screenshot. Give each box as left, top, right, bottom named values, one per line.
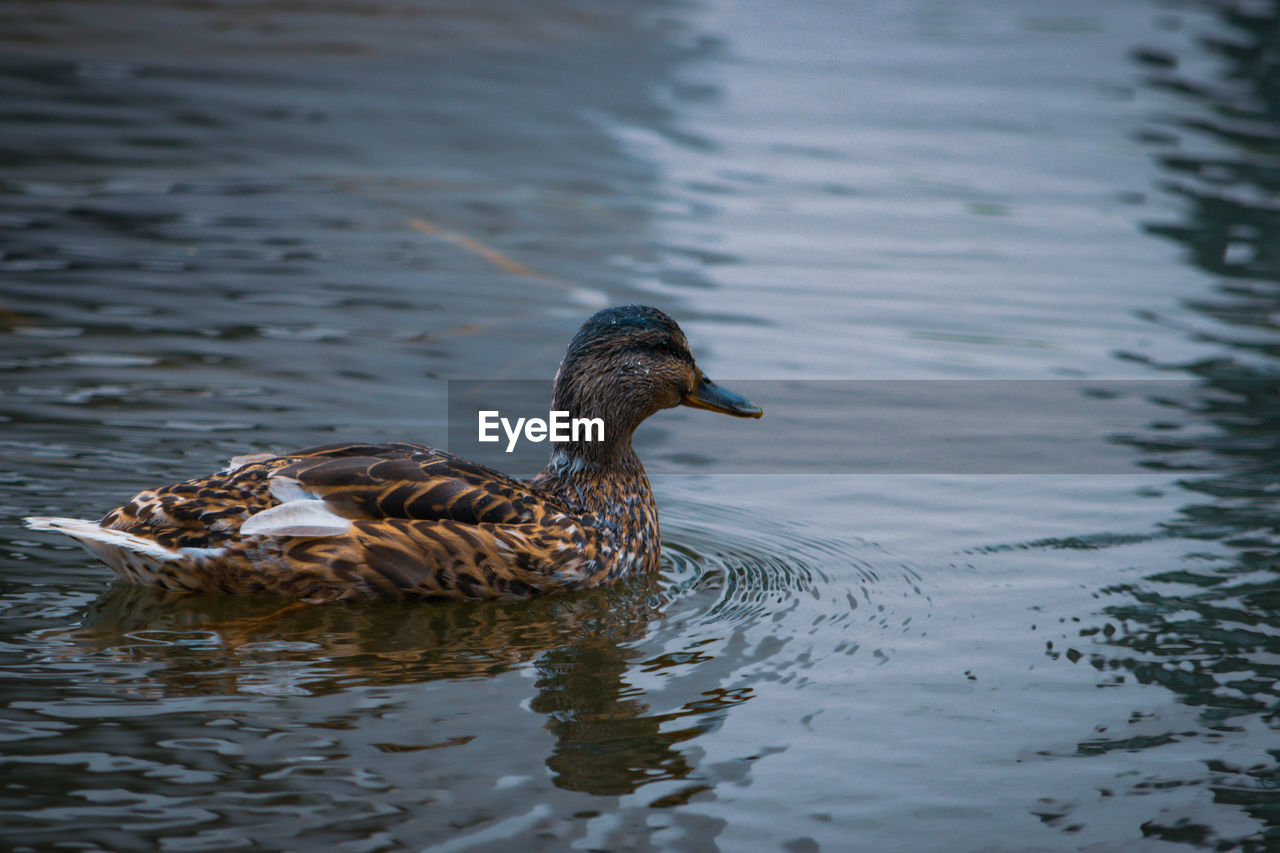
left=656, top=501, right=932, bottom=678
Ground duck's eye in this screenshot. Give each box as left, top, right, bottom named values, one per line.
left=656, top=340, right=684, bottom=358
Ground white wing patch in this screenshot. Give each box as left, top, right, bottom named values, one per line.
left=266, top=475, right=315, bottom=504
left=222, top=452, right=277, bottom=473
left=239, top=500, right=350, bottom=538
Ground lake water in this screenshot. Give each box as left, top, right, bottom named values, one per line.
left=2, top=0, right=1278, bottom=850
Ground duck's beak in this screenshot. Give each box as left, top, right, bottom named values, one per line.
left=681, top=372, right=762, bottom=418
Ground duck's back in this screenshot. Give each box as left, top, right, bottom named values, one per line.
left=31, top=442, right=593, bottom=601
left=100, top=441, right=543, bottom=549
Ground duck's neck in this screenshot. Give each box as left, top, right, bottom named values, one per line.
left=540, top=371, right=652, bottom=481
left=531, top=371, right=662, bottom=574
left=532, top=442, right=652, bottom=515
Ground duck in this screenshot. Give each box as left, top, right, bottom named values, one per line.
left=24, top=305, right=762, bottom=603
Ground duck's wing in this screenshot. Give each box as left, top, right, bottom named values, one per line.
left=265, top=443, right=554, bottom=525
left=231, top=446, right=600, bottom=601
left=78, top=442, right=591, bottom=600
left=99, top=442, right=555, bottom=549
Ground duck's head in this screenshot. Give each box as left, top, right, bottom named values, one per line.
left=551, top=305, right=761, bottom=462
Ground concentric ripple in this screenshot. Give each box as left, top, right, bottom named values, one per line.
left=652, top=498, right=933, bottom=679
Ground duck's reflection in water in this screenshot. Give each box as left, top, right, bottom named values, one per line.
left=53, top=573, right=754, bottom=798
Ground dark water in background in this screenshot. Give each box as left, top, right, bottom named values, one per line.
left=1, top=0, right=1278, bottom=850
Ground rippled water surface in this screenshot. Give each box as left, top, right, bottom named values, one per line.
left=3, top=0, right=1279, bottom=850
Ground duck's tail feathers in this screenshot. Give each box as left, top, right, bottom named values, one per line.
left=24, top=517, right=183, bottom=561
left=21, top=516, right=208, bottom=587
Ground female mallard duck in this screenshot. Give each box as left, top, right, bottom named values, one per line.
left=24, top=305, right=761, bottom=602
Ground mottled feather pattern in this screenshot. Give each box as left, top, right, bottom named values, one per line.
left=90, top=441, right=608, bottom=601
left=275, top=446, right=546, bottom=524
left=25, top=306, right=760, bottom=602
left=98, top=461, right=281, bottom=550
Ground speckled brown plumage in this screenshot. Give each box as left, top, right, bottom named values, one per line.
left=25, top=305, right=762, bottom=602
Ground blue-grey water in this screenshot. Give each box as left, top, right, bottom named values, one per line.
left=2, top=0, right=1278, bottom=850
